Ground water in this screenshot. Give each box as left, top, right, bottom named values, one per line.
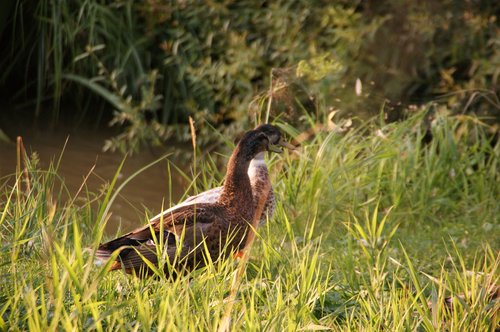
left=0, top=128, right=190, bottom=234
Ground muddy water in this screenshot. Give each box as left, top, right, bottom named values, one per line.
left=0, top=128, right=191, bottom=234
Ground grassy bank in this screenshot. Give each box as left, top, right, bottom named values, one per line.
left=0, top=109, right=498, bottom=330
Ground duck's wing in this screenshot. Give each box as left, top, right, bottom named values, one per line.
left=149, top=187, right=222, bottom=222
left=183, top=187, right=222, bottom=204
left=96, top=203, right=221, bottom=273
left=103, top=223, right=214, bottom=275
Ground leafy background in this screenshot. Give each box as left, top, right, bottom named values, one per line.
left=1, top=0, right=498, bottom=151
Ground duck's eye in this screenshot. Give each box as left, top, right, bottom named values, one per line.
left=256, top=133, right=269, bottom=142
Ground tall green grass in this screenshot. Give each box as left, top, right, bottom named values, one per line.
left=0, top=109, right=498, bottom=330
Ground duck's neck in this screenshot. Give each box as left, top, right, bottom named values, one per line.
left=219, top=145, right=254, bottom=212
left=248, top=152, right=269, bottom=185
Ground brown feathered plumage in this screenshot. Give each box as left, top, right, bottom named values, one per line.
left=96, top=125, right=288, bottom=276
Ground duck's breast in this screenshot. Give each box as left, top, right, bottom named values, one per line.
left=248, top=162, right=275, bottom=224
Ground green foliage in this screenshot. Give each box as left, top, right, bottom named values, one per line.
left=3, top=0, right=497, bottom=151
left=1, top=109, right=498, bottom=330
left=353, top=1, right=500, bottom=111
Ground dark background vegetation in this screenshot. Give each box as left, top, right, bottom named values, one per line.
left=1, top=0, right=499, bottom=151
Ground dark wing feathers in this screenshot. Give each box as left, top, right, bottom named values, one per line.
left=99, top=204, right=213, bottom=249
left=97, top=203, right=223, bottom=272
left=110, top=242, right=182, bottom=272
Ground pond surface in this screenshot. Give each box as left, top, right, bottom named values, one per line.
left=0, top=127, right=191, bottom=234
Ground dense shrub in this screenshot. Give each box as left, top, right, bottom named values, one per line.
left=0, top=0, right=498, bottom=151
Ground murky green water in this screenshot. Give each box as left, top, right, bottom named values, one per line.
left=0, top=128, right=190, bottom=234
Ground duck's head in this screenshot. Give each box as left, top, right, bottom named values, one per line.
left=254, top=124, right=295, bottom=153
left=238, top=124, right=294, bottom=161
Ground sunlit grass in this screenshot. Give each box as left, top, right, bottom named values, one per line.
left=0, top=109, right=498, bottom=330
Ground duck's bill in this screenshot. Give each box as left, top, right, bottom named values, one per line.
left=269, top=138, right=296, bottom=153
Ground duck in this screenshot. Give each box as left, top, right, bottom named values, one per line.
left=96, top=125, right=290, bottom=276
left=150, top=124, right=292, bottom=226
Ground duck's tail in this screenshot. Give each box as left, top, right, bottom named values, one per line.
left=92, top=233, right=138, bottom=268
left=92, top=224, right=164, bottom=271
left=93, top=247, right=114, bottom=266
